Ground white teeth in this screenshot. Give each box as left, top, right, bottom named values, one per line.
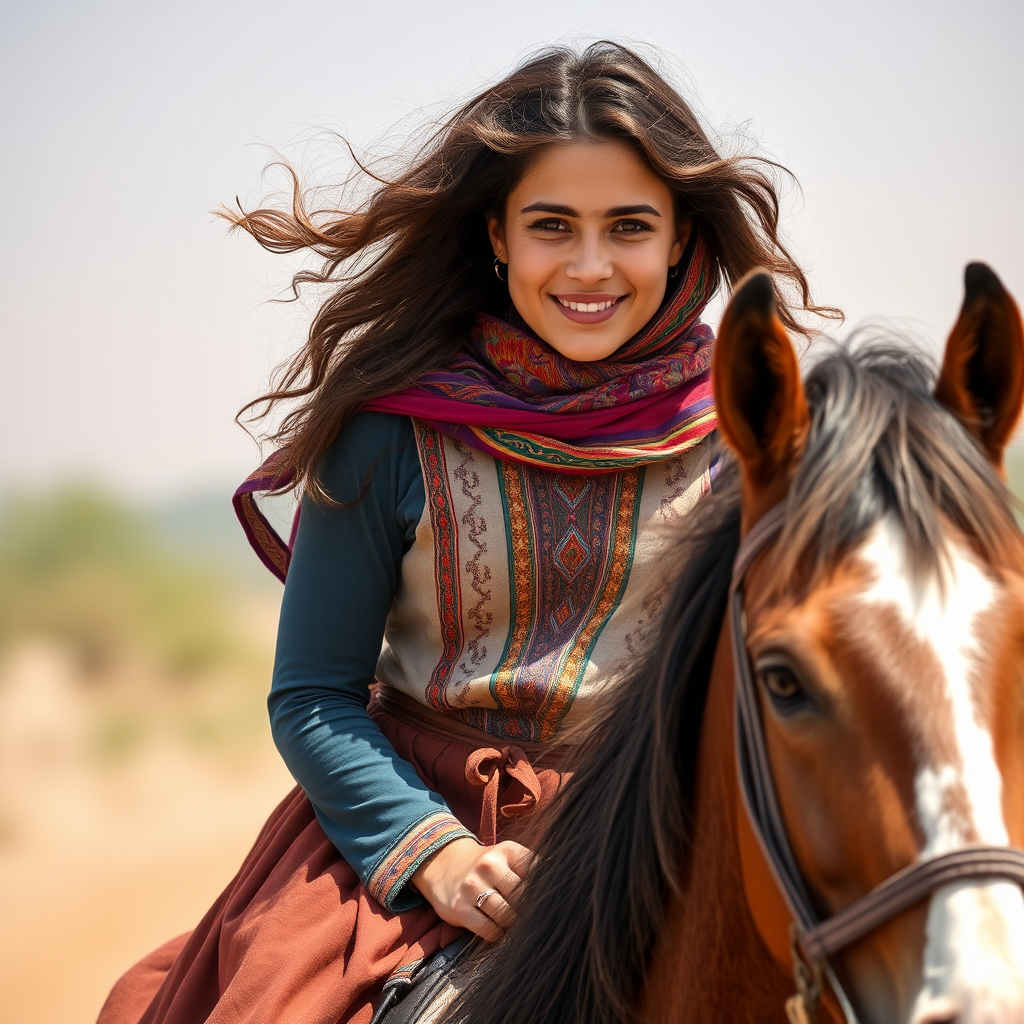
left=558, top=298, right=614, bottom=312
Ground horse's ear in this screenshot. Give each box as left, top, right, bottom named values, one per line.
left=935, top=263, right=1024, bottom=472
left=713, top=271, right=809, bottom=506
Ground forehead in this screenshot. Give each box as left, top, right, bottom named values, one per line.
left=509, top=139, right=674, bottom=213
left=849, top=523, right=1000, bottom=747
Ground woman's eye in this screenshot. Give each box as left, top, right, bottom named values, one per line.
left=529, top=219, right=568, bottom=233
left=613, top=220, right=652, bottom=235
left=756, top=663, right=809, bottom=712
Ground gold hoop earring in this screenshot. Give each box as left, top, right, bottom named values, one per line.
left=493, top=257, right=508, bottom=282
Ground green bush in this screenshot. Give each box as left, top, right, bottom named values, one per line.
left=0, top=488, right=246, bottom=680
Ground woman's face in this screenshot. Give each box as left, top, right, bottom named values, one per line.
left=487, top=139, right=689, bottom=362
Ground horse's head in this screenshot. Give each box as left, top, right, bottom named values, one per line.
left=713, top=266, right=1024, bottom=1023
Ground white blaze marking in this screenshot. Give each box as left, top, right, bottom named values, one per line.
left=857, top=519, right=1024, bottom=1022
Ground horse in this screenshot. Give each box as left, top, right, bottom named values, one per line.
left=430, top=263, right=1024, bottom=1024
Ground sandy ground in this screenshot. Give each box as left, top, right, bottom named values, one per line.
left=0, top=637, right=294, bottom=1024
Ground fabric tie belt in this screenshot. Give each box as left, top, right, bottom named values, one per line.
left=373, top=683, right=574, bottom=846
left=464, top=745, right=541, bottom=846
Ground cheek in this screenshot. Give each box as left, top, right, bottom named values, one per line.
left=767, top=720, right=920, bottom=909
left=505, top=245, right=558, bottom=305
left=771, top=732, right=856, bottom=882
left=993, top=655, right=1024, bottom=843
left=631, top=261, right=669, bottom=305
left=621, top=247, right=673, bottom=307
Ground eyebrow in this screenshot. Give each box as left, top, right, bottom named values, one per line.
left=519, top=202, right=662, bottom=218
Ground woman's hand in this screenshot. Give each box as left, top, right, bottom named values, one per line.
left=411, top=836, right=533, bottom=942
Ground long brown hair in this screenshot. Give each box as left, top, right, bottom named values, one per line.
left=223, top=40, right=839, bottom=500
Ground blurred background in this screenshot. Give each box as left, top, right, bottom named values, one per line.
left=1, top=1, right=1022, bottom=1021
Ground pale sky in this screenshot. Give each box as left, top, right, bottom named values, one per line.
left=2, top=0, right=1022, bottom=497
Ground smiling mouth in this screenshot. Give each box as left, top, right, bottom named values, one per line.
left=550, top=294, right=625, bottom=324
left=556, top=297, right=619, bottom=312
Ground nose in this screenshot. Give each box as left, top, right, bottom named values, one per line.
left=911, top=1000, right=958, bottom=1024
left=910, top=988, right=1024, bottom=1024
left=905, top=881, right=1024, bottom=1024
left=565, top=236, right=613, bottom=283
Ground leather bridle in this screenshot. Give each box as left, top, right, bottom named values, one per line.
left=730, top=503, right=1024, bottom=1024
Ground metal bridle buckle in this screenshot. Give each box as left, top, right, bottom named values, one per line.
left=785, top=924, right=824, bottom=1024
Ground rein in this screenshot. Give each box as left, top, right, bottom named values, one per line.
left=730, top=504, right=1024, bottom=1024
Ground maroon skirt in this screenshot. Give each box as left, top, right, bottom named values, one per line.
left=97, top=698, right=569, bottom=1024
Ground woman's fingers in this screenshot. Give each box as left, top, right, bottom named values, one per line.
left=475, top=841, right=530, bottom=896
left=410, top=837, right=535, bottom=941
left=477, top=890, right=515, bottom=929
left=500, top=840, right=536, bottom=880
left=468, top=908, right=504, bottom=943
left=477, top=864, right=520, bottom=900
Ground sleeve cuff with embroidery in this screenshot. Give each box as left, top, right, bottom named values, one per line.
left=366, top=811, right=477, bottom=912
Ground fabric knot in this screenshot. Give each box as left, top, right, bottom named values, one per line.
left=465, top=745, right=542, bottom=846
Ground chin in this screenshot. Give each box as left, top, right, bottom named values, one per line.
left=544, top=332, right=628, bottom=363
left=551, top=347, right=618, bottom=363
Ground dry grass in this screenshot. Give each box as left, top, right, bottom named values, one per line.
left=0, top=488, right=293, bottom=1024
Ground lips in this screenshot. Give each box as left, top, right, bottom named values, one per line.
left=550, top=293, right=625, bottom=324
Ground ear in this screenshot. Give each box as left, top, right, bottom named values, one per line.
left=934, top=262, right=1024, bottom=472
left=713, top=271, right=809, bottom=520
left=486, top=212, right=506, bottom=262
left=669, top=216, right=693, bottom=272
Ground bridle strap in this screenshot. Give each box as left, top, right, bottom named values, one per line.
left=730, top=503, right=790, bottom=592
left=730, top=503, right=1024, bottom=1020
left=731, top=503, right=820, bottom=930
left=801, top=845, right=1024, bottom=962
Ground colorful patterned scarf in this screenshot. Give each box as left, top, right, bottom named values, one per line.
left=235, top=232, right=719, bottom=580
left=364, top=230, right=718, bottom=472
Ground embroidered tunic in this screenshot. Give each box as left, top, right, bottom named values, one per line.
left=271, top=412, right=712, bottom=911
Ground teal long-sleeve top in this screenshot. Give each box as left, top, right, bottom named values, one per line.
left=269, top=412, right=474, bottom=912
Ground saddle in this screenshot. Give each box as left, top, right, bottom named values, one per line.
left=370, top=933, right=475, bottom=1024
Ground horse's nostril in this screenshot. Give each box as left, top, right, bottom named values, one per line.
left=911, top=997, right=961, bottom=1024
left=913, top=1004, right=959, bottom=1024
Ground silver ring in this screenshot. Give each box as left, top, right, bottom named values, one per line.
left=474, top=889, right=497, bottom=911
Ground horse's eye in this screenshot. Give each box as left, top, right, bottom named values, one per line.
left=756, top=663, right=808, bottom=711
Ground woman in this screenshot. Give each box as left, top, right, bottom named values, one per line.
left=99, top=40, right=835, bottom=1024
